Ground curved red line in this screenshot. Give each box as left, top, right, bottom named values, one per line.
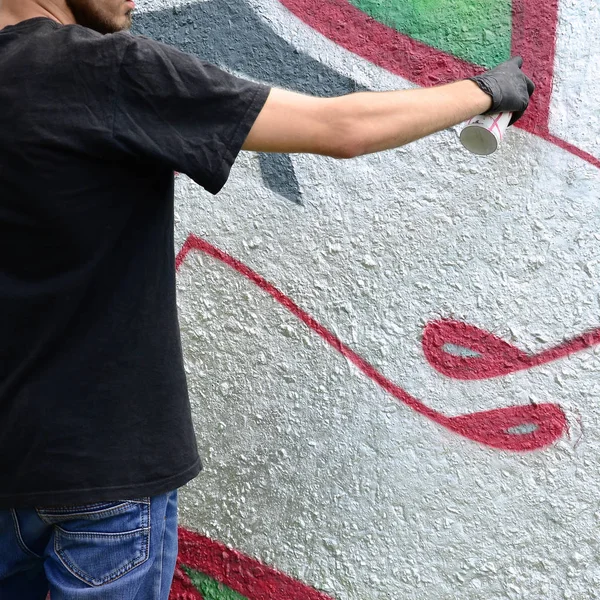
left=532, top=329, right=600, bottom=366
left=423, top=319, right=600, bottom=381
left=175, top=235, right=568, bottom=451
left=177, top=234, right=446, bottom=426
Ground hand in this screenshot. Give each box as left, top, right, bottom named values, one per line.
left=469, top=57, right=535, bottom=125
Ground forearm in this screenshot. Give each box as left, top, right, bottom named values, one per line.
left=332, top=80, right=493, bottom=157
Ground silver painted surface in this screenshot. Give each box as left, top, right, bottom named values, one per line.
left=135, top=0, right=600, bottom=597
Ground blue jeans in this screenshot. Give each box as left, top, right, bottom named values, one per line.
left=0, top=490, right=178, bottom=599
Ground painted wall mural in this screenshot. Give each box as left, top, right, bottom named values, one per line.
left=132, top=0, right=599, bottom=597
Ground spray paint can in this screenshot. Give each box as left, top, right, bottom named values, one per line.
left=460, top=112, right=513, bottom=155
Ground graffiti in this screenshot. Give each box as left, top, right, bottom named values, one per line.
left=135, top=0, right=599, bottom=206
left=132, top=0, right=365, bottom=203
left=174, top=234, right=599, bottom=451
left=129, top=0, right=600, bottom=598
left=347, top=0, right=512, bottom=68
left=172, top=528, right=335, bottom=600
left=278, top=0, right=600, bottom=170
left=424, top=319, right=600, bottom=380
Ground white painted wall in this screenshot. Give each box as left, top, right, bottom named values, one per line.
left=550, top=0, right=600, bottom=158
left=138, top=0, right=600, bottom=597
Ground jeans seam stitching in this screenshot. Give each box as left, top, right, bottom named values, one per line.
left=36, top=500, right=151, bottom=524
left=36, top=500, right=150, bottom=517
left=37, top=503, right=129, bottom=514
left=55, top=525, right=151, bottom=538
left=155, top=498, right=167, bottom=597
left=40, top=499, right=150, bottom=509
left=10, top=509, right=43, bottom=559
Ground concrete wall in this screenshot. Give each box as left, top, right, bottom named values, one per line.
left=132, top=1, right=600, bottom=598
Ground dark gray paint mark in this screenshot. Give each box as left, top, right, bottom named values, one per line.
left=131, top=0, right=367, bottom=203
left=258, top=153, right=302, bottom=204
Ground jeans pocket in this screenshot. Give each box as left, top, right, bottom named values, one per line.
left=36, top=499, right=151, bottom=587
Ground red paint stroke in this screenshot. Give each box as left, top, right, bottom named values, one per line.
left=510, top=0, right=559, bottom=133
left=541, top=132, right=600, bottom=171
left=171, top=563, right=205, bottom=599
left=176, top=234, right=568, bottom=452
left=176, top=527, right=335, bottom=600
left=280, top=0, right=483, bottom=84
left=277, top=0, right=600, bottom=172
left=423, top=319, right=600, bottom=380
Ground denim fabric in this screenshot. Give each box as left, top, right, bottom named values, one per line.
left=0, top=489, right=178, bottom=599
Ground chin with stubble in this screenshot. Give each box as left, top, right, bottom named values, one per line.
left=64, top=0, right=134, bottom=34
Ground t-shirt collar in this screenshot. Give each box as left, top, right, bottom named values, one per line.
left=0, top=16, right=60, bottom=34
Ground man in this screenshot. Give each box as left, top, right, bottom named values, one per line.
left=0, top=0, right=534, bottom=598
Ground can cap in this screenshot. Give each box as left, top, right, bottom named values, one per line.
left=460, top=125, right=499, bottom=155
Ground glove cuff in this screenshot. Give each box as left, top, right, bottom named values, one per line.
left=468, top=75, right=502, bottom=114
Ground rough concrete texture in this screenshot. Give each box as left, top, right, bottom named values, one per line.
left=132, top=1, right=599, bottom=598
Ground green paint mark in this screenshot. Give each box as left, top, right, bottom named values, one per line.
left=349, top=0, right=512, bottom=68
left=182, top=566, right=250, bottom=600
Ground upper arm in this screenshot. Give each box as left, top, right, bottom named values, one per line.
left=242, top=88, right=352, bottom=158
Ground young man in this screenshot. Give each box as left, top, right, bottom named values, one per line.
left=0, top=0, right=534, bottom=598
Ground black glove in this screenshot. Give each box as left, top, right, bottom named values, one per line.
left=469, top=56, right=535, bottom=125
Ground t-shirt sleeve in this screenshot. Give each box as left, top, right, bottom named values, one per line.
left=112, top=35, right=271, bottom=194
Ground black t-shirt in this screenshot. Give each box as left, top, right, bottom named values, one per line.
left=0, top=17, right=270, bottom=508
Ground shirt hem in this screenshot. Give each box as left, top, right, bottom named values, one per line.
left=0, top=456, right=202, bottom=509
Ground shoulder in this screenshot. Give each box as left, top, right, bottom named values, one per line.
left=40, top=24, right=141, bottom=72
left=53, top=28, right=164, bottom=65
left=107, top=31, right=181, bottom=63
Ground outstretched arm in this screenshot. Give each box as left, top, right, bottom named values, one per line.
left=242, top=57, right=534, bottom=159
left=243, top=80, right=491, bottom=159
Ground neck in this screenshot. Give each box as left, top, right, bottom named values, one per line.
left=0, top=0, right=73, bottom=29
